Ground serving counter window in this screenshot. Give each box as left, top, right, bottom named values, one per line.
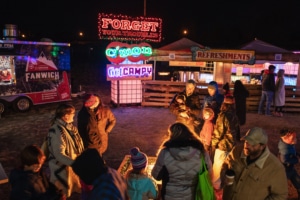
left=231, top=62, right=299, bottom=86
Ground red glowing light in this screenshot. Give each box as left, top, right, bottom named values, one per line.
left=98, top=13, right=162, bottom=42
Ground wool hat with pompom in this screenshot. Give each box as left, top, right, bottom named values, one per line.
left=130, top=147, right=148, bottom=170
left=84, top=94, right=100, bottom=108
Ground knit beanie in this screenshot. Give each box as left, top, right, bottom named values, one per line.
left=71, top=148, right=107, bottom=185
left=130, top=147, right=148, bottom=170
left=84, top=94, right=100, bottom=108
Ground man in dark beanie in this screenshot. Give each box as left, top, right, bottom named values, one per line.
left=71, top=148, right=129, bottom=200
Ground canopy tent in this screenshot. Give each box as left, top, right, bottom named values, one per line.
left=158, top=37, right=205, bottom=51
left=239, top=38, right=299, bottom=63
left=240, top=38, right=291, bottom=53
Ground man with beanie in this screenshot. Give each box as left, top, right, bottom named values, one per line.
left=169, top=79, right=203, bottom=133
left=71, top=148, right=129, bottom=200
left=220, top=127, right=288, bottom=200
left=258, top=65, right=276, bottom=116
left=125, top=147, right=158, bottom=200
left=77, top=93, right=116, bottom=155
left=203, top=81, right=224, bottom=124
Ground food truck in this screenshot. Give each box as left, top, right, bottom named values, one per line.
left=0, top=40, right=71, bottom=114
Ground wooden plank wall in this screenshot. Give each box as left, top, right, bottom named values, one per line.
left=141, top=80, right=300, bottom=113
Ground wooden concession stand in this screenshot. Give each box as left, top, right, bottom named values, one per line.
left=142, top=38, right=300, bottom=112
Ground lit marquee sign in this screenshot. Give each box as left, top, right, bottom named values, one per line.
left=98, top=13, right=162, bottom=42
left=106, top=64, right=152, bottom=81
left=106, top=42, right=152, bottom=64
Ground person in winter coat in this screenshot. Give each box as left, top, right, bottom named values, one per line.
left=47, top=104, right=85, bottom=198
left=273, top=69, right=285, bottom=117
left=222, top=82, right=231, bottom=97
left=221, top=127, right=288, bottom=200
left=71, top=148, right=129, bottom=200
left=203, top=81, right=224, bottom=124
left=151, top=122, right=213, bottom=200
left=125, top=147, right=158, bottom=200
left=278, top=128, right=300, bottom=199
left=77, top=93, right=116, bottom=155
left=9, top=144, right=65, bottom=200
left=258, top=65, right=276, bottom=116
left=233, top=80, right=249, bottom=125
left=211, top=95, right=240, bottom=199
left=169, top=79, right=203, bottom=133
left=199, top=106, right=215, bottom=154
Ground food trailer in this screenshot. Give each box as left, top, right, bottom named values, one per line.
left=0, top=40, right=71, bottom=114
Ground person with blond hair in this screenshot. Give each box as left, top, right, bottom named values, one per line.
left=273, top=69, right=285, bottom=117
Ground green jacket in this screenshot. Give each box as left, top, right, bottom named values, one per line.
left=211, top=111, right=240, bottom=152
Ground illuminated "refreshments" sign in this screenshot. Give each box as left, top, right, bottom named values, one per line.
left=106, top=64, right=152, bottom=80
left=98, top=13, right=162, bottom=42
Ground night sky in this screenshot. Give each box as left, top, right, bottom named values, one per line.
left=2, top=0, right=300, bottom=50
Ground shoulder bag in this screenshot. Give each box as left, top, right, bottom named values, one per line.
left=195, top=154, right=215, bottom=200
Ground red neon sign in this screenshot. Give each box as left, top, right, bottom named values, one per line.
left=98, top=13, right=162, bottom=42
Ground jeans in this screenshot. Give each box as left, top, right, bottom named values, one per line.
left=212, top=148, right=228, bottom=190
left=285, top=166, right=300, bottom=192
left=258, top=90, right=274, bottom=115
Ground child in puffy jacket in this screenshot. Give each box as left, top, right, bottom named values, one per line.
left=199, top=106, right=214, bottom=155
left=278, top=128, right=300, bottom=199
left=125, top=147, right=158, bottom=200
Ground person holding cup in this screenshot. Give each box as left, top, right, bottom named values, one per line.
left=220, top=127, right=288, bottom=200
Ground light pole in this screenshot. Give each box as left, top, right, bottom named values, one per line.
left=144, top=0, right=146, bottom=16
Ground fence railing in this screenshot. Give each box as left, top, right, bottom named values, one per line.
left=141, top=80, right=300, bottom=113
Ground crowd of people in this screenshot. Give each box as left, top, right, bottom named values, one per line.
left=8, top=64, right=296, bottom=200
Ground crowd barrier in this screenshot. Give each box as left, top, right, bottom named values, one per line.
left=141, top=80, right=300, bottom=113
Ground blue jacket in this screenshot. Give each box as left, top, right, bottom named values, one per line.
left=126, top=171, right=158, bottom=200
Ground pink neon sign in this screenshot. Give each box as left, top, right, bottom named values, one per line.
left=106, top=64, right=153, bottom=81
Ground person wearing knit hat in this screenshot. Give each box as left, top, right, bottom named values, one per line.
left=125, top=147, right=158, bottom=200
left=130, top=147, right=148, bottom=170
left=203, top=81, right=224, bottom=124
left=84, top=94, right=100, bottom=109
left=77, top=93, right=116, bottom=155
